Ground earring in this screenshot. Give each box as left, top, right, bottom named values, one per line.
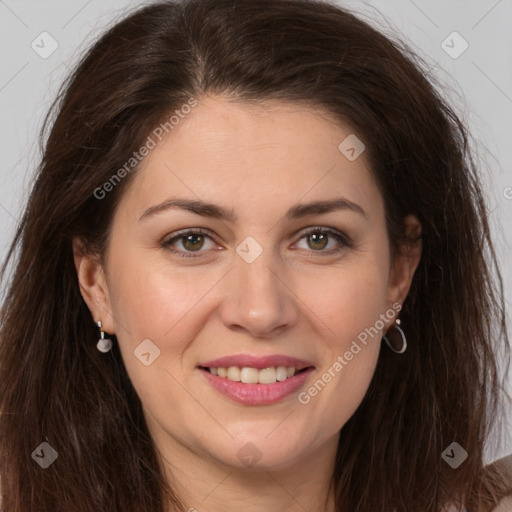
left=382, top=318, right=407, bottom=354
left=96, top=320, right=113, bottom=353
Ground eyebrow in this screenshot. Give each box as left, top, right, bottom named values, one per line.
left=138, top=196, right=368, bottom=222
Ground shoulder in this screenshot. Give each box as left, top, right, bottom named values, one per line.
left=492, top=495, right=512, bottom=512
left=443, top=496, right=512, bottom=512
left=443, top=453, right=512, bottom=512
left=483, top=453, right=512, bottom=512
left=488, top=452, right=512, bottom=511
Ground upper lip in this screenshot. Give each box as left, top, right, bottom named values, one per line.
left=199, top=354, right=314, bottom=370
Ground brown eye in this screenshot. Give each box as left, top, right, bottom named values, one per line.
left=181, top=233, right=205, bottom=251
left=306, top=231, right=329, bottom=251
left=162, top=228, right=217, bottom=258
left=295, top=227, right=351, bottom=255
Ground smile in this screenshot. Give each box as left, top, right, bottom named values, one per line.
left=203, top=365, right=301, bottom=384
left=198, top=365, right=315, bottom=405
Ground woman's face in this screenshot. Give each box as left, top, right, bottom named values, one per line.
left=76, top=95, right=420, bottom=472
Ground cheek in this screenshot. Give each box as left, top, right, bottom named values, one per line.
left=107, top=250, right=224, bottom=354
left=300, top=258, right=390, bottom=346
left=106, top=252, right=214, bottom=407
left=294, top=263, right=387, bottom=436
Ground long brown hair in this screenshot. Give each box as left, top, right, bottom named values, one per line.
left=1, top=0, right=511, bottom=510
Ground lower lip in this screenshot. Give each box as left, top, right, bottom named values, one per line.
left=199, top=367, right=315, bottom=405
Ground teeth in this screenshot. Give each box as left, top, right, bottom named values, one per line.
left=258, top=367, right=276, bottom=384
left=227, top=366, right=241, bottom=381
left=208, top=366, right=298, bottom=384
left=276, top=366, right=288, bottom=381
left=241, top=367, right=259, bottom=384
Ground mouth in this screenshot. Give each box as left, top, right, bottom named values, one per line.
left=197, top=356, right=315, bottom=405
left=198, top=365, right=312, bottom=384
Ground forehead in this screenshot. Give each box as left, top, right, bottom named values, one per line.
left=117, top=95, right=383, bottom=225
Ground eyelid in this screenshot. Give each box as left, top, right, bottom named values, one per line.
left=161, top=228, right=219, bottom=258
left=296, top=226, right=352, bottom=246
left=161, top=225, right=352, bottom=258
left=162, top=227, right=214, bottom=243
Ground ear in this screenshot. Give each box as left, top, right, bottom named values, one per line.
left=72, top=237, right=116, bottom=334
left=386, top=214, right=422, bottom=308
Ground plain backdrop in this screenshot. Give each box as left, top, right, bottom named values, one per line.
left=1, top=0, right=511, bottom=464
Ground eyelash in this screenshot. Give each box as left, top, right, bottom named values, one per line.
left=162, top=227, right=352, bottom=259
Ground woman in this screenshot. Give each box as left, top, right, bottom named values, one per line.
left=1, top=0, right=511, bottom=510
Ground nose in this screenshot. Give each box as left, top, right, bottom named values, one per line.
left=219, top=250, right=300, bottom=339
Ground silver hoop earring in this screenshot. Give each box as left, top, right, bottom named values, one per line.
left=96, top=320, right=113, bottom=353
left=382, top=319, right=407, bottom=354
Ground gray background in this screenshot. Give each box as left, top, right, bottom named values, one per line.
left=1, top=0, right=511, bottom=463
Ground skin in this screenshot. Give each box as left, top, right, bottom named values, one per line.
left=74, top=95, right=422, bottom=511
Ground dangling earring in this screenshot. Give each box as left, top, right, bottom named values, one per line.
left=96, top=320, right=113, bottom=353
left=383, top=318, right=407, bottom=354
